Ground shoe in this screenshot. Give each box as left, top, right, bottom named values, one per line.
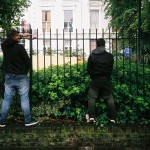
left=89, top=118, right=96, bottom=123
left=86, top=114, right=90, bottom=122
left=85, top=114, right=96, bottom=123
left=25, top=120, right=39, bottom=127
left=0, top=121, right=6, bottom=127
left=110, top=119, right=116, bottom=123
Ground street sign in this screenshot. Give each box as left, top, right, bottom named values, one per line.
left=124, top=48, right=132, bottom=57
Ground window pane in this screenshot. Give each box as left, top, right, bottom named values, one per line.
left=64, top=22, right=68, bottom=32
left=42, top=10, right=51, bottom=32
left=64, top=10, right=73, bottom=22
left=42, top=11, right=45, bottom=21
left=42, top=22, right=46, bottom=29
left=64, top=10, right=73, bottom=32
left=47, top=11, right=51, bottom=21
left=69, top=22, right=73, bottom=32
left=47, top=22, right=51, bottom=31
left=64, top=22, right=68, bottom=28
left=90, top=10, right=99, bottom=29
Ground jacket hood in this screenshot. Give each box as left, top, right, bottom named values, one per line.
left=92, top=46, right=105, bottom=54
left=1, top=39, right=18, bottom=50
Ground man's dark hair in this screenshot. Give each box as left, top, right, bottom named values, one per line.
left=96, top=38, right=105, bottom=47
left=7, top=29, right=19, bottom=38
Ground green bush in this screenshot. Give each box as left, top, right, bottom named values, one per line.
left=31, top=61, right=150, bottom=124
left=31, top=63, right=89, bottom=121
left=1, top=59, right=149, bottom=125
left=112, top=61, right=150, bottom=124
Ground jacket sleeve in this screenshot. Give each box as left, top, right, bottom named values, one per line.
left=87, top=55, right=93, bottom=75
left=111, top=55, right=114, bottom=74
left=20, top=45, right=30, bottom=72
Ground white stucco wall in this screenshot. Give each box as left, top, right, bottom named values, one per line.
left=21, top=0, right=110, bottom=55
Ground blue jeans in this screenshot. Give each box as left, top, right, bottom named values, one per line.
left=0, top=74, right=31, bottom=123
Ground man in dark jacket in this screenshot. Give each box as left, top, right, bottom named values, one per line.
left=0, top=29, right=38, bottom=127
left=86, top=38, right=116, bottom=123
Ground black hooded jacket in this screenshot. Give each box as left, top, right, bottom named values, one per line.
left=1, top=39, right=30, bottom=75
left=87, top=46, right=114, bottom=79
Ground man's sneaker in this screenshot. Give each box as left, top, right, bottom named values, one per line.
left=110, top=119, right=116, bottom=124
left=0, top=121, right=6, bottom=127
left=86, top=114, right=90, bottom=122
left=89, top=118, right=96, bottom=123
left=25, top=120, right=39, bottom=127
left=85, top=114, right=96, bottom=123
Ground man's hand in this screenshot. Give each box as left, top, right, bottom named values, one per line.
left=20, top=33, right=32, bottom=38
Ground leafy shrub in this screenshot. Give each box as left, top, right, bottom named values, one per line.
left=31, top=63, right=90, bottom=121
left=112, top=61, right=150, bottom=124
left=1, top=59, right=149, bottom=124
left=31, top=61, right=150, bottom=124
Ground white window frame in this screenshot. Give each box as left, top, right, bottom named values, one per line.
left=64, top=10, right=73, bottom=32
left=42, top=10, right=51, bottom=32
left=90, top=9, right=99, bottom=30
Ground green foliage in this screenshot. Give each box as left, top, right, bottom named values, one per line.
left=31, top=63, right=90, bottom=121
left=0, top=56, right=3, bottom=65
left=30, top=61, right=150, bottom=124
left=46, top=47, right=52, bottom=55
left=103, top=0, right=150, bottom=53
left=104, top=0, right=150, bottom=34
left=0, top=0, right=31, bottom=31
left=1, top=60, right=149, bottom=124
left=113, top=60, right=150, bottom=124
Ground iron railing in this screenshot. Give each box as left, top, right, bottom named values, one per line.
left=0, top=29, right=149, bottom=103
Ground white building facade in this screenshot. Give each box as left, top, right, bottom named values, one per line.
left=21, top=0, right=110, bottom=55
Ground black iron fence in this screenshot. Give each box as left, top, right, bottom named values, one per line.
left=0, top=29, right=150, bottom=103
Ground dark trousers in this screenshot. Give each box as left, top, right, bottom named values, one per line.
left=87, top=77, right=116, bottom=120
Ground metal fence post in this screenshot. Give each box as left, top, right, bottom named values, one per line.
left=29, top=26, right=33, bottom=110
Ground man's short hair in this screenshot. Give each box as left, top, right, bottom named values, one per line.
left=7, top=29, right=20, bottom=38
left=96, top=38, right=105, bottom=47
